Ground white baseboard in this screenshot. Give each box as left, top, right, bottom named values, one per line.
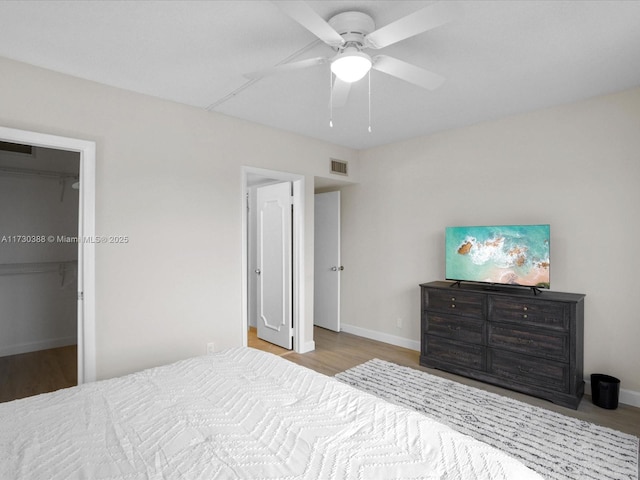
left=0, top=336, right=77, bottom=358
left=585, top=379, right=640, bottom=408
left=338, top=324, right=640, bottom=409
left=340, top=323, right=420, bottom=352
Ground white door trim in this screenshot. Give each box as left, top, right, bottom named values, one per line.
left=241, top=167, right=306, bottom=353
left=0, top=126, right=96, bottom=384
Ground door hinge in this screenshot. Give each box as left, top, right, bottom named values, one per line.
left=78, top=291, right=84, bottom=301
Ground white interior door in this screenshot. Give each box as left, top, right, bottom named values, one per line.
left=314, top=191, right=341, bottom=332
left=256, top=182, right=293, bottom=349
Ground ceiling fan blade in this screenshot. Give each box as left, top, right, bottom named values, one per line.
left=331, top=77, right=352, bottom=108
left=372, top=55, right=445, bottom=90
left=365, top=2, right=460, bottom=49
left=245, top=57, right=328, bottom=80
left=272, top=1, right=345, bottom=47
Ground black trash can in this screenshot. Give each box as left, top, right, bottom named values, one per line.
left=591, top=374, right=620, bottom=409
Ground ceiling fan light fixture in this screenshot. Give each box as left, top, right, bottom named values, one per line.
left=331, top=48, right=372, bottom=83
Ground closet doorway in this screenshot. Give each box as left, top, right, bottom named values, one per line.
left=242, top=167, right=306, bottom=354
left=0, top=126, right=95, bottom=401
left=0, top=143, right=79, bottom=401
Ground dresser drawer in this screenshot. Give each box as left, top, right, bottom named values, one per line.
left=424, top=335, right=485, bottom=370
left=488, top=324, right=568, bottom=361
left=488, top=349, right=568, bottom=392
left=426, top=313, right=484, bottom=344
left=424, top=289, right=485, bottom=318
left=489, top=297, right=569, bottom=331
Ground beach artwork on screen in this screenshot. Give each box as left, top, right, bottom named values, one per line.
left=445, top=224, right=550, bottom=288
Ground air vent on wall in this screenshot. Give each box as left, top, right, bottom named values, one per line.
left=330, top=159, right=348, bottom=176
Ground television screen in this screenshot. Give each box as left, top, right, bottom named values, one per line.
left=445, top=224, right=550, bottom=288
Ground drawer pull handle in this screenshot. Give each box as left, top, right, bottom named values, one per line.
left=451, top=304, right=456, bottom=308
left=517, top=366, right=532, bottom=374
left=451, top=297, right=456, bottom=301
left=523, top=306, right=528, bottom=311
left=523, top=314, right=528, bottom=319
left=447, top=326, right=461, bottom=332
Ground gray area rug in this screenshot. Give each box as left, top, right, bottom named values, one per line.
left=335, top=359, right=639, bottom=480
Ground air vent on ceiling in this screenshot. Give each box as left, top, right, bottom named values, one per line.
left=0, top=141, right=32, bottom=155
left=330, top=159, right=348, bottom=176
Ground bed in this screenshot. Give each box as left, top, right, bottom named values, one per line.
left=0, top=347, right=542, bottom=479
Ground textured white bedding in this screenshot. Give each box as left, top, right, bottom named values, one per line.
left=0, top=347, right=542, bottom=479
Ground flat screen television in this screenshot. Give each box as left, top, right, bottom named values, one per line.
left=445, top=224, right=550, bottom=290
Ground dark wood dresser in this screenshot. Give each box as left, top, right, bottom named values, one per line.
left=420, top=281, right=585, bottom=409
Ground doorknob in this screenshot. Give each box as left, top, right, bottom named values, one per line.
left=255, top=269, right=261, bottom=275
left=331, top=266, right=344, bottom=271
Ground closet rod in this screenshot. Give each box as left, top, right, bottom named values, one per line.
left=0, top=165, right=78, bottom=180
left=0, top=166, right=79, bottom=201
left=0, top=260, right=77, bottom=277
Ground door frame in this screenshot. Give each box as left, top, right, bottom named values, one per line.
left=313, top=191, right=341, bottom=332
left=0, top=126, right=96, bottom=384
left=241, top=166, right=305, bottom=352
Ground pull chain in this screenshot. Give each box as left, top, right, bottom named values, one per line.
left=368, top=70, right=372, bottom=133
left=329, top=68, right=334, bottom=128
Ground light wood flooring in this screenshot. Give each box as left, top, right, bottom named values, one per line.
left=261, top=326, right=640, bottom=438
left=247, top=327, right=293, bottom=357
left=5, top=333, right=639, bottom=440
left=0, top=345, right=77, bottom=403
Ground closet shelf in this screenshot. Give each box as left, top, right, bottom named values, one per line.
left=0, top=166, right=79, bottom=202
left=0, top=260, right=77, bottom=285
left=0, top=165, right=78, bottom=180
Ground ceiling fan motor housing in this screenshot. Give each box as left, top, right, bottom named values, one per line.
left=328, top=11, right=375, bottom=52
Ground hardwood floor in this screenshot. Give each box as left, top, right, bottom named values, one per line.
left=0, top=345, right=77, bottom=403
left=277, top=327, right=640, bottom=438
left=247, top=327, right=293, bottom=357
left=4, top=332, right=638, bottom=440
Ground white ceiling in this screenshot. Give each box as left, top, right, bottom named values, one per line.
left=1, top=1, right=640, bottom=150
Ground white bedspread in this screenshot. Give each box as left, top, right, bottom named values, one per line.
left=0, top=347, right=542, bottom=479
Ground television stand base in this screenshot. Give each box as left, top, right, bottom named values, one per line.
left=482, top=283, right=543, bottom=296
left=451, top=281, right=546, bottom=296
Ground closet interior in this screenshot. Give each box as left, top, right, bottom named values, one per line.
left=0, top=141, right=80, bottom=402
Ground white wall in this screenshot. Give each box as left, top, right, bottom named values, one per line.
left=341, top=87, right=640, bottom=397
left=4, top=52, right=637, bottom=402
left=0, top=147, right=79, bottom=356
left=0, top=56, right=358, bottom=380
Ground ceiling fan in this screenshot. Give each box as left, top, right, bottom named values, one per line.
left=246, top=1, right=460, bottom=108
